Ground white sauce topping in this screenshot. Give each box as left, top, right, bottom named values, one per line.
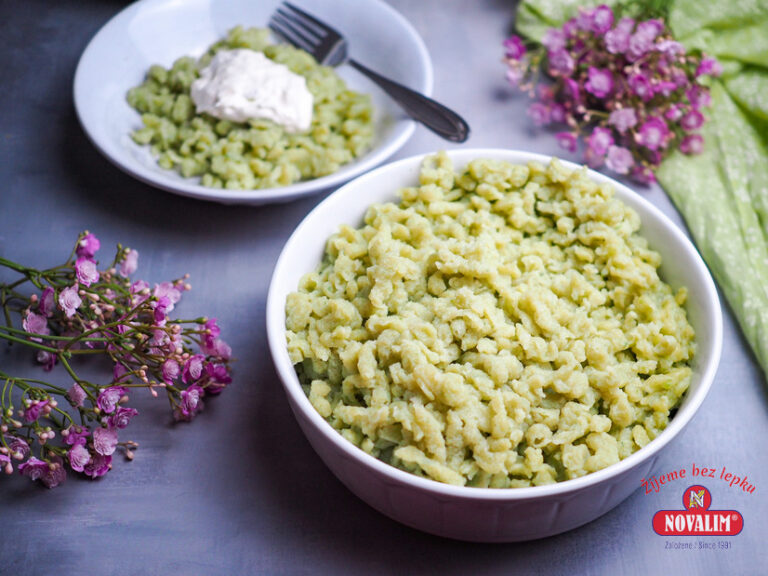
left=190, top=49, right=313, bottom=132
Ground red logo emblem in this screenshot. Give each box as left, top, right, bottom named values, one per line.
left=653, top=485, right=743, bottom=536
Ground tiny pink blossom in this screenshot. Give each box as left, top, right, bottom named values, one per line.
left=76, top=233, right=101, bottom=259
left=637, top=117, right=670, bottom=150
left=19, top=456, right=65, bottom=488
left=182, top=355, right=206, bottom=384
left=608, top=108, right=637, bottom=133
left=591, top=5, right=614, bottom=34
left=75, top=257, right=99, bottom=287
left=585, top=67, right=613, bottom=99
left=503, top=36, right=526, bottom=60
left=119, top=249, right=139, bottom=277
left=605, top=145, right=634, bottom=174
left=587, top=127, right=614, bottom=156
left=680, top=134, right=704, bottom=155
left=93, top=427, right=118, bottom=456
left=655, top=40, right=684, bottom=56
left=63, top=425, right=90, bottom=446
left=23, top=399, right=49, bottom=423
left=505, top=66, right=523, bottom=86
left=113, top=362, right=129, bottom=383
left=548, top=49, right=575, bottom=76
left=204, top=363, right=232, bottom=395
left=58, top=285, right=82, bottom=318
left=696, top=57, right=722, bottom=78
left=628, top=73, right=653, bottom=101
left=542, top=28, right=566, bottom=52
left=69, top=444, right=91, bottom=472
left=527, top=102, right=551, bottom=126
left=22, top=311, right=49, bottom=341
left=664, top=105, right=684, bottom=122
left=555, top=132, right=578, bottom=153
left=39, top=287, right=56, bottom=317
left=680, top=110, right=704, bottom=131
left=107, top=406, right=138, bottom=430
left=162, top=359, right=180, bottom=384
left=686, top=86, right=711, bottom=110
left=7, top=436, right=30, bottom=459
left=175, top=385, right=205, bottom=422
left=83, top=453, right=111, bottom=478
left=67, top=383, right=87, bottom=408
left=604, top=17, right=635, bottom=54
left=627, top=19, right=663, bottom=60
left=97, top=386, right=126, bottom=414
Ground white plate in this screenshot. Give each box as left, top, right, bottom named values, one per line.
left=73, top=0, right=433, bottom=205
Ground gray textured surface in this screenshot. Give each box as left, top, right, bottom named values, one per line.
left=0, top=1, right=765, bottom=574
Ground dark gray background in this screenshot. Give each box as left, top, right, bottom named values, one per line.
left=0, top=1, right=765, bottom=574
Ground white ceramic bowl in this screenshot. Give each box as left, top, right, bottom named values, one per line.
left=73, top=0, right=432, bottom=205
left=266, top=149, right=722, bottom=542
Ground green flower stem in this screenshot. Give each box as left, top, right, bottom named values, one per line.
left=0, top=331, right=59, bottom=353
left=0, top=324, right=108, bottom=343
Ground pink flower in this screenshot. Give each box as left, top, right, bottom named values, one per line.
left=505, top=66, right=523, bottom=86
left=696, top=57, right=722, bottom=78
left=605, top=145, right=634, bottom=174
left=550, top=103, right=566, bottom=123
left=63, top=425, right=90, bottom=447
left=608, top=108, right=637, bottom=133
left=76, top=233, right=101, bottom=259
left=83, top=453, right=111, bottom=478
left=637, top=117, right=670, bottom=150
left=591, top=5, right=614, bottom=34
left=107, top=406, right=138, bottom=430
left=68, top=444, right=91, bottom=472
left=39, top=287, right=56, bottom=317
left=527, top=102, right=551, bottom=126
left=680, top=110, right=704, bottom=131
left=542, top=28, right=566, bottom=52
left=67, top=383, right=87, bottom=407
left=18, top=457, right=48, bottom=482
left=75, top=257, right=99, bottom=287
left=204, top=363, right=232, bottom=394
left=152, top=295, right=172, bottom=325
left=665, top=105, right=684, bottom=122
left=93, top=427, right=118, bottom=456
left=548, top=49, right=575, bottom=76
left=154, top=282, right=182, bottom=307
left=562, top=78, right=582, bottom=105
left=655, top=40, right=684, bottom=56
left=162, top=359, right=180, bottom=384
left=119, top=248, right=139, bottom=277
left=680, top=134, right=704, bottom=155
left=653, top=81, right=678, bottom=97
left=22, top=310, right=49, bottom=341
left=587, top=127, right=614, bottom=156
left=175, top=385, right=205, bottom=422
left=555, top=132, right=578, bottom=153
left=182, top=355, right=206, bottom=384
left=503, top=36, right=526, bottom=60
left=19, top=456, right=66, bottom=488
left=23, top=399, right=49, bottom=423
left=628, top=73, right=653, bottom=101
left=58, top=285, right=82, bottom=318
left=605, top=17, right=635, bottom=54
left=97, top=386, right=126, bottom=414
left=585, top=67, right=613, bottom=98
left=7, top=436, right=30, bottom=459
left=686, top=86, right=711, bottom=110
left=113, top=362, right=129, bottom=382
left=627, top=19, right=664, bottom=60
left=632, top=165, right=657, bottom=184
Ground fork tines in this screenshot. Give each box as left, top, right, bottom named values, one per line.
left=268, top=2, right=342, bottom=57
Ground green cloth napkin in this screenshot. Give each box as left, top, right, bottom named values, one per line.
left=516, top=0, right=768, bottom=376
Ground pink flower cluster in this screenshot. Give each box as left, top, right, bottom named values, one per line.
left=0, top=232, right=233, bottom=489
left=504, top=5, right=720, bottom=183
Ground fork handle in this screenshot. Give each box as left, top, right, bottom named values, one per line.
left=348, top=60, right=470, bottom=143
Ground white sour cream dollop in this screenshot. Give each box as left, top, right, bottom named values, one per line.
left=190, top=49, right=313, bottom=132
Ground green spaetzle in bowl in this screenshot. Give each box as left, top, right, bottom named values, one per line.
left=126, top=26, right=374, bottom=190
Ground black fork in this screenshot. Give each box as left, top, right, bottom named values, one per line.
left=269, top=2, right=470, bottom=143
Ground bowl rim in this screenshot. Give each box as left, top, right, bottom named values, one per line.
left=266, top=148, right=723, bottom=500
left=72, top=0, right=434, bottom=205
